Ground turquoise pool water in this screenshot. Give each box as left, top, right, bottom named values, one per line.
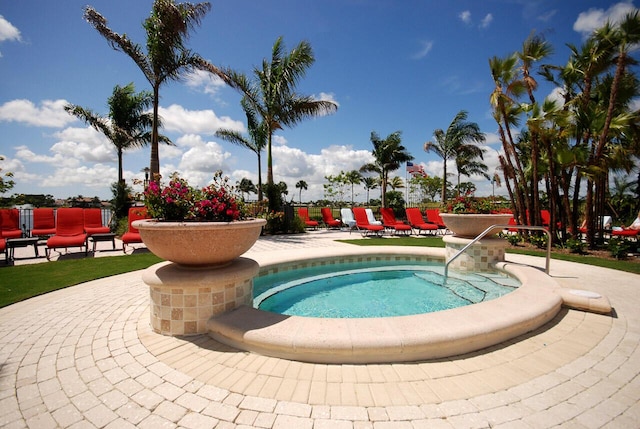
left=254, top=263, right=520, bottom=318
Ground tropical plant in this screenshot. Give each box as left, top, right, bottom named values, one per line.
left=65, top=83, right=161, bottom=186
left=344, top=170, right=362, bottom=205
left=237, top=178, right=257, bottom=201
left=424, top=110, right=485, bottom=202
left=362, top=176, right=378, bottom=204
left=215, top=98, right=267, bottom=201
left=0, top=156, right=15, bottom=195
left=360, top=131, right=413, bottom=208
left=84, top=0, right=233, bottom=180
left=295, top=180, right=308, bottom=203
left=227, top=37, right=338, bottom=211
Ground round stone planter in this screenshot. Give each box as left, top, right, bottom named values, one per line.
left=132, top=218, right=266, bottom=267
left=439, top=213, right=513, bottom=238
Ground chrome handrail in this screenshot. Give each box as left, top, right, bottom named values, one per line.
left=444, top=224, right=551, bottom=279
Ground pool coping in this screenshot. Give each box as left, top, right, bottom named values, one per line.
left=207, top=246, right=566, bottom=364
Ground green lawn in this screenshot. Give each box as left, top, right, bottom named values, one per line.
left=0, top=253, right=162, bottom=308
left=1, top=236, right=636, bottom=309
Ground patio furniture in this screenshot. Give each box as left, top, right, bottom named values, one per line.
left=31, top=208, right=56, bottom=237
left=320, top=208, right=341, bottom=229
left=0, top=208, right=23, bottom=239
left=425, top=208, right=448, bottom=233
left=45, top=208, right=88, bottom=259
left=6, top=237, right=40, bottom=262
left=83, top=208, right=111, bottom=236
left=380, top=208, right=412, bottom=235
left=405, top=208, right=439, bottom=235
left=340, top=208, right=356, bottom=232
left=352, top=207, right=384, bottom=237
left=365, top=208, right=382, bottom=226
left=297, top=207, right=319, bottom=229
left=89, top=232, right=117, bottom=252
left=122, top=207, right=149, bottom=252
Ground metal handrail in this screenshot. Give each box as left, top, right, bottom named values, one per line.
left=444, top=224, right=551, bottom=279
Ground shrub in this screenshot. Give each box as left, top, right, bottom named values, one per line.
left=528, top=233, right=548, bottom=249
left=565, top=237, right=585, bottom=254
left=608, top=237, right=632, bottom=260
left=503, top=233, right=522, bottom=246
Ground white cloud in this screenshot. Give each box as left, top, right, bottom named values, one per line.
left=459, top=10, right=472, bottom=24
left=158, top=104, right=245, bottom=135
left=480, top=13, right=493, bottom=29
left=315, top=92, right=340, bottom=107
left=574, top=1, right=638, bottom=37
left=176, top=134, right=233, bottom=177
left=413, top=40, right=434, bottom=60
left=546, top=87, right=566, bottom=107
left=184, top=69, right=227, bottom=97
left=0, top=15, right=21, bottom=42
left=538, top=10, right=557, bottom=22
left=0, top=99, right=77, bottom=128
left=43, top=164, right=117, bottom=189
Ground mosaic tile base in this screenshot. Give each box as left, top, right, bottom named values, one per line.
left=443, top=236, right=507, bottom=272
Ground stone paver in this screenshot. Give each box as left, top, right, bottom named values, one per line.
left=0, top=230, right=638, bottom=428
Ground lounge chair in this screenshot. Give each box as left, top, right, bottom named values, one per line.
left=0, top=208, right=23, bottom=239
left=297, top=207, right=319, bottom=229
left=352, top=207, right=384, bottom=237
left=425, top=208, right=448, bottom=233
left=83, top=208, right=111, bottom=236
left=340, top=208, right=356, bottom=232
left=365, top=208, right=382, bottom=226
left=31, top=208, right=57, bottom=237
left=46, top=208, right=88, bottom=259
left=380, top=208, right=412, bottom=235
left=405, top=208, right=438, bottom=235
left=0, top=237, right=5, bottom=261
left=320, top=208, right=341, bottom=229
left=122, top=207, right=149, bottom=252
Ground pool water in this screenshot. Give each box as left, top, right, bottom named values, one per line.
left=255, top=264, right=520, bottom=318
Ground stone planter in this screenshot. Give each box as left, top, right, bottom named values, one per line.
left=439, top=213, right=513, bottom=238
left=133, top=218, right=266, bottom=267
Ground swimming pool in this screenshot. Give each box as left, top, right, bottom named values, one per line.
left=255, top=264, right=520, bottom=318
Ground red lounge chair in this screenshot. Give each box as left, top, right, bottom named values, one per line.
left=352, top=207, right=384, bottom=237
left=83, top=208, right=111, bottom=236
left=0, top=208, right=23, bottom=239
left=405, top=208, right=438, bottom=235
left=122, top=207, right=149, bottom=252
left=380, top=207, right=412, bottom=235
left=612, top=229, right=639, bottom=239
left=31, top=208, right=57, bottom=237
left=297, top=207, right=319, bottom=229
left=320, top=208, right=341, bottom=229
left=46, top=208, right=88, bottom=259
left=0, top=237, right=5, bottom=261
left=425, top=209, right=448, bottom=233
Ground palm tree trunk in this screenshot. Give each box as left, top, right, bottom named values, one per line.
left=257, top=153, right=263, bottom=201
left=117, top=148, right=124, bottom=185
left=150, top=84, right=160, bottom=181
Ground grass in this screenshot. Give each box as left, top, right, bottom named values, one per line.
left=1, top=235, right=636, bottom=308
left=0, top=253, right=162, bottom=308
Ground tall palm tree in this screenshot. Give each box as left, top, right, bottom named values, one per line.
left=388, top=176, right=405, bottom=191
left=360, top=131, right=413, bottom=208
left=216, top=99, right=267, bottom=201
left=237, top=178, right=257, bottom=201
left=227, top=37, right=338, bottom=210
left=362, top=176, right=378, bottom=204
left=424, top=110, right=485, bottom=202
left=344, top=170, right=362, bottom=206
left=84, top=0, right=233, bottom=180
left=295, top=180, right=308, bottom=203
left=455, top=144, right=489, bottom=193
left=64, top=83, right=164, bottom=185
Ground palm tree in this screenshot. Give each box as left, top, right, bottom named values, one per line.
left=344, top=170, right=362, bottom=206
left=388, top=176, right=405, bottom=191
left=424, top=110, right=485, bottom=202
left=455, top=144, right=489, bottom=193
left=65, top=83, right=164, bottom=185
left=227, top=37, right=338, bottom=211
left=84, top=1, right=233, bottom=180
left=362, top=176, right=378, bottom=204
left=360, top=131, right=413, bottom=208
left=237, top=178, right=257, bottom=201
left=216, top=99, right=267, bottom=201
left=295, top=180, right=308, bottom=203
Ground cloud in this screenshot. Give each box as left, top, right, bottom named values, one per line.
left=459, top=10, right=472, bottom=24
left=0, top=99, right=77, bottom=128
left=413, top=40, right=434, bottom=59
left=538, top=9, right=557, bottom=22
left=184, top=69, right=227, bottom=97
left=480, top=13, right=493, bottom=29
left=158, top=104, right=245, bottom=135
left=574, top=1, right=638, bottom=37
left=315, top=92, right=340, bottom=107
left=0, top=15, right=21, bottom=55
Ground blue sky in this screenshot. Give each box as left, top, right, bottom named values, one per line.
left=0, top=0, right=636, bottom=202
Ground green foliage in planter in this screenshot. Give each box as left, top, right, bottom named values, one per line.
left=528, top=233, right=548, bottom=249
left=608, top=237, right=632, bottom=260
left=503, top=233, right=522, bottom=246
left=564, top=236, right=585, bottom=254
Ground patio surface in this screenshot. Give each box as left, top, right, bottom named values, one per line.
left=1, top=230, right=639, bottom=428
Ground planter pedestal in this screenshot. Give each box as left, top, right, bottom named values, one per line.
left=443, top=235, right=506, bottom=272
left=143, top=258, right=260, bottom=336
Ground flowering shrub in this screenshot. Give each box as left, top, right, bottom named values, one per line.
left=444, top=195, right=495, bottom=214
left=143, top=171, right=245, bottom=221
